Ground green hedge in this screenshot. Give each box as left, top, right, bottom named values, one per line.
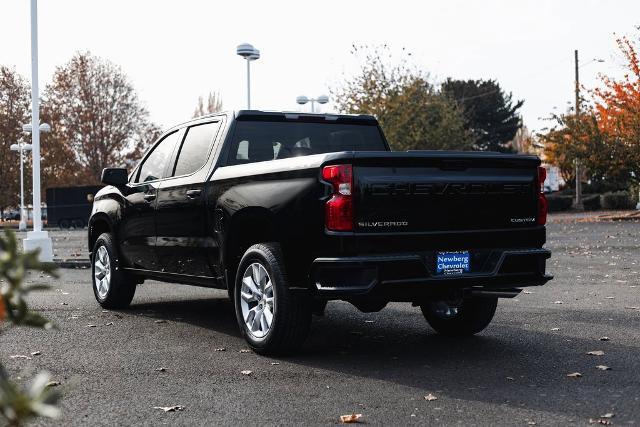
left=546, top=194, right=573, bottom=212
left=582, top=194, right=601, bottom=211
left=600, top=191, right=634, bottom=210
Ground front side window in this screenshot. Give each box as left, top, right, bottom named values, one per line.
left=172, top=121, right=221, bottom=177
left=227, top=121, right=386, bottom=166
left=135, top=131, right=180, bottom=183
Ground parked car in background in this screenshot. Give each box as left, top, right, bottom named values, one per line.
left=47, top=186, right=102, bottom=228
left=89, top=110, right=552, bottom=354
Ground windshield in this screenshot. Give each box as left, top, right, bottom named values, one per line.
left=227, top=120, right=387, bottom=165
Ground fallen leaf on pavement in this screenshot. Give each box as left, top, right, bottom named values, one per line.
left=340, top=413, right=363, bottom=423
left=587, top=350, right=605, bottom=356
left=599, top=337, right=610, bottom=341
left=589, top=418, right=613, bottom=425
left=424, top=393, right=438, bottom=401
left=45, top=381, right=61, bottom=387
left=241, top=370, right=253, bottom=376
left=567, top=372, right=582, bottom=378
left=153, top=406, right=184, bottom=412
left=10, top=355, right=31, bottom=360
left=30, top=351, right=41, bottom=356
left=596, top=365, right=611, bottom=371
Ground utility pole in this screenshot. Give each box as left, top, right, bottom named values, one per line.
left=573, top=49, right=584, bottom=211
left=573, top=49, right=584, bottom=210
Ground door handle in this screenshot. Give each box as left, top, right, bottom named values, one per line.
left=143, top=193, right=156, bottom=202
left=186, top=189, right=202, bottom=199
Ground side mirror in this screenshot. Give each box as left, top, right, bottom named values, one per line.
left=101, top=168, right=128, bottom=186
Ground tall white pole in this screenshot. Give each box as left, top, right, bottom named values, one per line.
left=246, top=59, right=251, bottom=109
left=30, top=0, right=42, bottom=232
left=23, top=0, right=52, bottom=261
left=19, top=149, right=26, bottom=231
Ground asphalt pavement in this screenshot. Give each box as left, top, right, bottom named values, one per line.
left=1, top=220, right=639, bottom=426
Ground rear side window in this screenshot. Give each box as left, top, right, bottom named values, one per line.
left=226, top=121, right=386, bottom=166
left=136, top=131, right=180, bottom=183
left=172, top=121, right=221, bottom=177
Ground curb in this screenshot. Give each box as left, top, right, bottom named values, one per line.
left=54, top=259, right=91, bottom=269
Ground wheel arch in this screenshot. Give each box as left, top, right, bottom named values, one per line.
left=88, top=214, right=113, bottom=254
left=223, top=207, right=279, bottom=292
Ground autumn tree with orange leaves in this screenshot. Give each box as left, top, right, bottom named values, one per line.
left=543, top=30, right=640, bottom=190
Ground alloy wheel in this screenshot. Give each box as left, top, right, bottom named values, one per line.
left=94, top=245, right=111, bottom=299
left=240, top=262, right=275, bottom=339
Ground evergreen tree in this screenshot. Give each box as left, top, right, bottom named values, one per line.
left=442, top=79, right=523, bottom=152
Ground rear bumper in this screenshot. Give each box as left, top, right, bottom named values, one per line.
left=310, top=248, right=552, bottom=300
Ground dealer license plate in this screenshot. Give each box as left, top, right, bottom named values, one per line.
left=435, top=251, right=470, bottom=275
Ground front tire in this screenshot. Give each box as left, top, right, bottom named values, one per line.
left=91, top=233, right=136, bottom=309
left=420, top=297, right=497, bottom=336
left=234, top=243, right=311, bottom=355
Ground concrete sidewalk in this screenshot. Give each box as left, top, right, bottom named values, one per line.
left=11, top=228, right=90, bottom=268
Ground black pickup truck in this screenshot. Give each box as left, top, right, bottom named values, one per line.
left=89, top=110, right=551, bottom=354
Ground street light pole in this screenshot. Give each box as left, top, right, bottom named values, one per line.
left=573, top=49, right=584, bottom=211
left=9, top=143, right=32, bottom=231
left=246, top=58, right=251, bottom=109
left=23, top=0, right=53, bottom=261
left=236, top=43, right=260, bottom=109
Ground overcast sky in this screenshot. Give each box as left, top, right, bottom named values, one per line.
left=1, top=0, right=638, bottom=134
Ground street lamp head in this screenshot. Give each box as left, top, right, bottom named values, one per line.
left=22, top=123, right=51, bottom=133
left=296, top=95, right=309, bottom=105
left=248, top=48, right=260, bottom=61
left=317, top=95, right=329, bottom=105
left=10, top=143, right=32, bottom=152
left=237, top=43, right=256, bottom=58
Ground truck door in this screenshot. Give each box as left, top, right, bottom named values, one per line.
left=118, top=130, right=182, bottom=271
left=155, top=120, right=222, bottom=279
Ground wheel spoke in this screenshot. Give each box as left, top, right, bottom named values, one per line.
left=240, top=290, right=256, bottom=303
left=251, top=308, right=262, bottom=331
left=242, top=276, right=260, bottom=296
left=263, top=305, right=273, bottom=328
left=260, top=312, right=268, bottom=332
left=252, top=264, right=264, bottom=289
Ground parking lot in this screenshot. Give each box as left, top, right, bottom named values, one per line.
left=1, top=217, right=639, bottom=425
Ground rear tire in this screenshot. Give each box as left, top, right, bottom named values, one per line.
left=234, top=243, right=312, bottom=355
left=91, top=233, right=136, bottom=309
left=420, top=297, right=497, bottom=336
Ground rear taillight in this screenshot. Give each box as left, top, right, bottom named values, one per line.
left=322, top=164, right=353, bottom=231
left=537, top=166, right=547, bottom=225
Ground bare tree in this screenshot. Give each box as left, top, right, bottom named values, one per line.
left=193, top=91, right=223, bottom=118
left=0, top=67, right=31, bottom=217
left=42, top=52, right=158, bottom=183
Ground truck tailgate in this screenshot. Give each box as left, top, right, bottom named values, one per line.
left=352, top=152, right=541, bottom=233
